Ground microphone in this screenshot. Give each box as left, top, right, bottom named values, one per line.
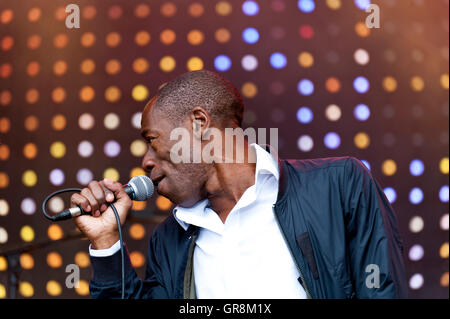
left=50, top=175, right=154, bottom=221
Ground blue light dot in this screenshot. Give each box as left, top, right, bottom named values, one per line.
left=214, top=55, right=232, bottom=72
left=297, top=79, right=314, bottom=96
left=296, top=107, right=313, bottom=124
left=242, top=28, right=260, bottom=44
left=324, top=132, right=341, bottom=149
left=384, top=187, right=397, bottom=204
left=242, top=1, right=259, bottom=16
left=354, top=104, right=371, bottom=121
left=409, top=187, right=424, bottom=205
left=298, top=0, right=315, bottom=13
left=361, top=160, right=371, bottom=171
left=440, top=185, right=449, bottom=203
left=354, top=0, right=371, bottom=10
left=409, top=159, right=425, bottom=176
left=270, top=52, right=287, bottom=69
left=353, top=76, right=370, bottom=93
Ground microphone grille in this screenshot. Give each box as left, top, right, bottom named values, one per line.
left=128, top=175, right=154, bottom=201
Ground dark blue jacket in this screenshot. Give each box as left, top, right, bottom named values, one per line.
left=89, top=156, right=408, bottom=299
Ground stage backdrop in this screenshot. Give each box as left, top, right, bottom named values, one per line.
left=0, top=0, right=448, bottom=298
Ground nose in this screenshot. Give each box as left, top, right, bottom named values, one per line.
left=141, top=149, right=156, bottom=173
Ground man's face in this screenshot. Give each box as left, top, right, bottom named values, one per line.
left=140, top=98, right=208, bottom=207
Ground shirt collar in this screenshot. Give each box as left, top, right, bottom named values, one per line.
left=172, top=143, right=280, bottom=232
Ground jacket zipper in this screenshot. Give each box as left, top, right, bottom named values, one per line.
left=272, top=204, right=312, bottom=299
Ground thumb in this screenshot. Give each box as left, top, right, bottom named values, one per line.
left=102, top=178, right=132, bottom=208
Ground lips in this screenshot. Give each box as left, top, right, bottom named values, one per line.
left=151, top=175, right=165, bottom=187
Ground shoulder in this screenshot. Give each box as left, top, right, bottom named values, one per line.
left=149, top=214, right=184, bottom=247
left=285, top=156, right=366, bottom=173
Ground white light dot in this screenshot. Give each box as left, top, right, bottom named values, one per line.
left=325, top=104, right=342, bottom=121
left=409, top=244, right=424, bottom=261
left=78, top=141, right=94, bottom=158
left=297, top=135, right=314, bottom=152
left=409, top=273, right=424, bottom=290
left=132, top=112, right=142, bottom=129
left=104, top=113, right=120, bottom=130
left=241, top=55, right=258, bottom=71
left=0, top=227, right=8, bottom=244
left=0, top=199, right=9, bottom=216
left=104, top=140, right=121, bottom=157
left=440, top=214, right=449, bottom=231
left=21, top=198, right=36, bottom=215
left=49, top=169, right=65, bottom=186
left=48, top=196, right=65, bottom=213
left=354, top=48, right=370, bottom=65
left=78, top=113, right=95, bottom=130
left=409, top=216, right=424, bottom=233
left=77, top=168, right=93, bottom=186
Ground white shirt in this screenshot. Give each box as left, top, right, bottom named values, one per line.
left=90, top=144, right=306, bottom=299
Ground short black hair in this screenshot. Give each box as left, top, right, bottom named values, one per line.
left=153, top=70, right=244, bottom=127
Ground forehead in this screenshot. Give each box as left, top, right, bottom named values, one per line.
left=140, top=96, right=172, bottom=134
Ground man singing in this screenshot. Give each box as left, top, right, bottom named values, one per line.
left=71, top=70, right=407, bottom=299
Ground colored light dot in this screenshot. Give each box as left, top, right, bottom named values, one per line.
left=77, top=169, right=93, bottom=186
left=130, top=140, right=147, bottom=157
left=159, top=56, right=176, bottom=72
left=0, top=144, right=9, bottom=160
left=409, top=216, right=424, bottom=233
left=80, top=86, right=95, bottom=102
left=270, top=52, right=287, bottom=69
left=19, top=282, right=34, bottom=298
left=0, top=9, right=13, bottom=24
left=132, top=112, right=142, bottom=129
left=104, top=86, right=121, bottom=103
left=353, top=76, right=370, bottom=93
left=0, top=117, right=10, bottom=133
left=22, top=170, right=37, bottom=187
left=79, top=113, right=95, bottom=130
left=409, top=187, right=424, bottom=205
left=215, top=28, right=231, bottom=43
left=354, top=132, right=370, bottom=149
left=382, top=159, right=397, bottom=176
left=384, top=187, right=397, bottom=203
left=46, top=280, right=62, bottom=296
left=82, top=5, right=97, bottom=19
left=25, top=88, right=39, bottom=104
left=130, top=223, right=146, bottom=240
left=160, top=29, right=176, bottom=45
left=409, top=273, right=424, bottom=290
left=297, top=107, right=313, bottom=124
left=354, top=48, right=370, bottom=65
left=106, top=32, right=121, bottom=47
left=0, top=227, right=7, bottom=244
left=81, top=32, right=96, bottom=47
left=51, top=114, right=66, bottom=131
left=21, top=198, right=36, bottom=215
left=355, top=22, right=371, bottom=37
left=440, top=185, right=449, bottom=203
left=75, top=251, right=91, bottom=268
left=0, top=284, right=5, bottom=298
left=53, top=33, right=68, bottom=48
left=0, top=63, right=12, bottom=78
left=0, top=199, right=8, bottom=216
left=133, top=58, right=149, bottom=74
left=440, top=273, right=449, bottom=287
left=135, top=30, right=151, bottom=46
left=354, top=104, right=370, bottom=121
left=441, top=74, right=449, bottom=90
left=130, top=168, right=146, bottom=179
left=325, top=77, right=341, bottom=93
left=214, top=55, right=232, bottom=72
left=130, top=251, right=145, bottom=268
left=216, top=1, right=232, bottom=16
left=298, top=52, right=314, bottom=68
left=242, top=1, right=259, bottom=16
left=355, top=0, right=371, bottom=10
left=20, top=225, right=35, bottom=242
left=54, top=7, right=66, bottom=21
left=160, top=2, right=177, bottom=17
left=411, top=76, right=425, bottom=91
left=50, top=141, right=66, bottom=158
left=132, top=200, right=147, bottom=211
left=299, top=25, right=314, bottom=39
left=48, top=196, right=64, bottom=214
left=27, top=35, right=42, bottom=50
left=241, top=82, right=258, bottom=98
left=26, top=61, right=40, bottom=77
left=298, top=0, right=315, bottom=13
left=242, top=28, right=259, bottom=44
left=47, top=252, right=63, bottom=268
left=297, top=135, right=314, bottom=152
left=104, top=113, right=120, bottom=130
left=187, top=30, right=204, bottom=46
left=0, top=172, right=9, bottom=188
left=325, top=104, right=341, bottom=121
left=409, top=159, right=424, bottom=176
left=324, top=132, right=341, bottom=149
left=188, top=3, right=204, bottom=17
left=241, top=55, right=258, bottom=71
left=80, top=59, right=95, bottom=74
left=75, top=280, right=90, bottom=296
left=440, top=242, right=449, bottom=259
left=19, top=253, right=34, bottom=270
left=48, top=224, right=63, bottom=241
left=0, top=255, right=7, bottom=270
left=49, top=168, right=65, bottom=186
left=409, top=245, right=424, bottom=261
left=135, top=3, right=151, bottom=18
left=326, top=0, right=342, bottom=10
left=51, top=87, right=66, bottom=103
left=0, top=90, right=12, bottom=106
left=105, top=59, right=121, bottom=75
left=187, top=57, right=204, bottom=71
left=132, top=84, right=149, bottom=101
left=23, top=143, right=38, bottom=159
left=103, top=168, right=119, bottom=182
left=156, top=196, right=173, bottom=211
left=440, top=158, right=449, bottom=174
left=297, top=79, right=314, bottom=96
left=104, top=140, right=121, bottom=158
left=440, top=214, right=449, bottom=231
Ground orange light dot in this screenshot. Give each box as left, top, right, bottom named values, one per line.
left=132, top=58, right=149, bottom=74
left=441, top=272, right=449, bottom=287
left=106, top=32, right=121, bottom=47
left=0, top=63, right=12, bottom=78
left=189, top=3, right=204, bottom=17
left=52, top=114, right=66, bottom=131
left=161, top=2, right=177, bottom=17
left=215, top=28, right=231, bottom=43
left=156, top=196, right=173, bottom=211
left=135, top=3, right=151, bottom=18
left=1, top=36, right=14, bottom=51
left=23, top=143, right=38, bottom=159
left=325, top=77, right=341, bottom=93
left=129, top=223, right=146, bottom=240
left=27, top=35, right=42, bottom=50
left=105, top=59, right=121, bottom=75
left=79, top=86, right=95, bottom=102
left=75, top=280, right=90, bottom=296
left=28, top=8, right=42, bottom=22
left=0, top=117, right=10, bottom=133
left=47, top=252, right=63, bottom=268
left=27, top=61, right=40, bottom=77
left=105, top=86, right=121, bottom=103
left=0, top=9, right=14, bottom=24
left=74, top=252, right=90, bottom=268
left=0, top=145, right=9, bottom=160
left=81, top=32, right=96, bottom=47
left=82, top=5, right=97, bottom=20
left=26, top=89, right=39, bottom=104
left=53, top=33, right=68, bottom=48
left=80, top=59, right=95, bottom=74
left=48, top=224, right=63, bottom=240
left=132, top=200, right=146, bottom=211
left=160, top=29, right=176, bottom=45
left=52, top=87, right=66, bottom=103
left=54, top=7, right=66, bottom=21
left=0, top=90, right=12, bottom=106
left=24, top=116, right=39, bottom=132
left=187, top=30, right=204, bottom=46
left=355, top=22, right=371, bottom=38
left=130, top=251, right=145, bottom=268
left=135, top=30, right=151, bottom=46
left=53, top=60, right=67, bottom=76
left=20, top=253, right=34, bottom=269
left=0, top=172, right=9, bottom=188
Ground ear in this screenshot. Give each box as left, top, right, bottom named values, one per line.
left=190, top=107, right=210, bottom=140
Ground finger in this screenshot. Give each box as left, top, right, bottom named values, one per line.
left=88, top=181, right=107, bottom=207
left=100, top=180, right=115, bottom=203
left=70, top=193, right=91, bottom=212
left=81, top=187, right=100, bottom=215
left=103, top=178, right=128, bottom=200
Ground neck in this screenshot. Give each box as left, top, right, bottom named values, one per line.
left=204, top=142, right=256, bottom=223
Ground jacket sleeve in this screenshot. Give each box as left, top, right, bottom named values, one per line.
left=89, top=232, right=169, bottom=299
left=343, top=157, right=408, bottom=298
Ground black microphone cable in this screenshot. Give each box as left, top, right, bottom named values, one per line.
left=42, top=188, right=125, bottom=299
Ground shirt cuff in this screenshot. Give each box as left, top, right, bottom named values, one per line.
left=89, top=240, right=121, bottom=257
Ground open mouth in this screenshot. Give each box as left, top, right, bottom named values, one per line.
left=152, top=175, right=165, bottom=187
